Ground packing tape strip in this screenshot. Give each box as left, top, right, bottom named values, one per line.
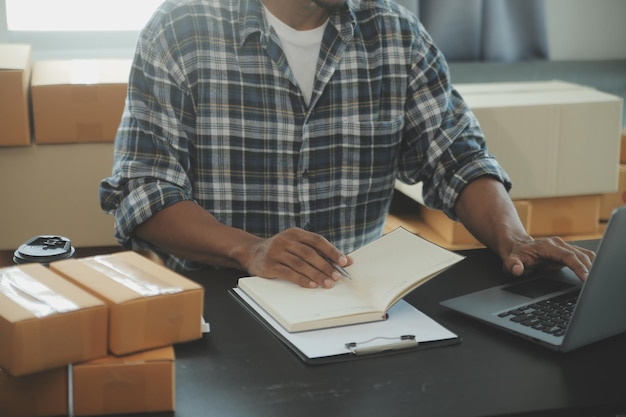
left=84, top=257, right=183, bottom=297
left=0, top=267, right=79, bottom=318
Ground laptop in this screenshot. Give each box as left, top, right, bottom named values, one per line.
left=440, top=205, right=626, bottom=352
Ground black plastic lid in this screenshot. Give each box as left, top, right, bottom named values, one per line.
left=13, top=235, right=76, bottom=265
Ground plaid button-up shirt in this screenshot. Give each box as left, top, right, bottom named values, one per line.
left=100, top=0, right=510, bottom=272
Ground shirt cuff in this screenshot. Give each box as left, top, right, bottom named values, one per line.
left=113, top=179, right=191, bottom=248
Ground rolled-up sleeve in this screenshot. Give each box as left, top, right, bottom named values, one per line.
left=396, top=23, right=511, bottom=220
left=99, top=13, right=196, bottom=248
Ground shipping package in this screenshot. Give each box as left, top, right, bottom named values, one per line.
left=50, top=251, right=204, bottom=355
left=600, top=165, right=626, bottom=221
left=0, top=44, right=32, bottom=147
left=73, top=346, right=175, bottom=416
left=456, top=81, right=623, bottom=200
left=31, top=59, right=131, bottom=144
left=0, top=366, right=68, bottom=417
left=619, top=128, right=626, bottom=164
left=0, top=264, right=108, bottom=376
left=526, top=195, right=601, bottom=236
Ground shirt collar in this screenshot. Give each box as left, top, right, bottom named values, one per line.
left=238, top=0, right=355, bottom=46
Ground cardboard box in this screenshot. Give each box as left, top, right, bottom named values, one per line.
left=1, top=346, right=175, bottom=417
left=619, top=128, right=626, bottom=164
left=0, top=366, right=68, bottom=417
left=456, top=81, right=623, bottom=200
left=73, top=346, right=175, bottom=416
left=31, top=59, right=131, bottom=144
left=50, top=251, right=204, bottom=355
left=0, top=143, right=117, bottom=251
left=526, top=195, right=601, bottom=236
left=600, top=165, right=626, bottom=221
left=419, top=200, right=532, bottom=245
left=0, top=44, right=32, bottom=147
left=0, top=264, right=108, bottom=376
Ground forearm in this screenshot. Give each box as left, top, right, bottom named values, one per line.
left=454, top=176, right=532, bottom=259
left=133, top=200, right=351, bottom=288
left=133, top=200, right=261, bottom=271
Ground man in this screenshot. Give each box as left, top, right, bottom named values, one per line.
left=100, top=0, right=593, bottom=289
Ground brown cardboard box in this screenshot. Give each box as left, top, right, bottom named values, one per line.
left=0, top=366, right=68, bottom=417
left=1, top=346, right=175, bottom=417
left=419, top=200, right=532, bottom=245
left=50, top=251, right=204, bottom=355
left=600, top=165, right=626, bottom=221
left=0, top=264, right=108, bottom=376
left=619, top=128, right=626, bottom=164
left=420, top=206, right=480, bottom=245
left=31, top=59, right=130, bottom=144
left=73, top=346, right=175, bottom=416
left=0, top=44, right=32, bottom=147
left=526, top=195, right=601, bottom=236
left=0, top=143, right=117, bottom=251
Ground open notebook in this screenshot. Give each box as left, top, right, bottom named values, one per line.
left=236, top=227, right=464, bottom=332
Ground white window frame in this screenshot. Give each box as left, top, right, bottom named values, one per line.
left=0, top=0, right=147, bottom=60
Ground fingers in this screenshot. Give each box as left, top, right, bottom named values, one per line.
left=246, top=228, right=351, bottom=289
left=504, top=237, right=595, bottom=281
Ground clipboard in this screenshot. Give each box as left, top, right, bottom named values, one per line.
left=230, top=288, right=462, bottom=364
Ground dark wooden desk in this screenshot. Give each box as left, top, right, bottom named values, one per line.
left=127, top=241, right=626, bottom=417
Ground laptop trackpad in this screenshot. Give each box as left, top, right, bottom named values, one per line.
left=503, top=278, right=577, bottom=298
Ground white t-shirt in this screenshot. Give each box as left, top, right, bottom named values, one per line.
left=263, top=6, right=328, bottom=104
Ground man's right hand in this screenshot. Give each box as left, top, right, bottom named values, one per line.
left=242, top=228, right=352, bottom=289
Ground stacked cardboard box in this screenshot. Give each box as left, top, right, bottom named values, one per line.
left=73, top=346, right=176, bottom=416
left=0, top=251, right=204, bottom=416
left=621, top=128, right=626, bottom=164
left=31, top=59, right=131, bottom=144
left=455, top=81, right=623, bottom=200
left=0, top=264, right=108, bottom=377
left=526, top=195, right=601, bottom=236
left=600, top=165, right=626, bottom=221
left=0, top=366, right=68, bottom=417
left=1, top=347, right=175, bottom=417
left=0, top=44, right=32, bottom=147
left=50, top=251, right=205, bottom=355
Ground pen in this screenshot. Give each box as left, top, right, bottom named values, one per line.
left=331, top=261, right=352, bottom=280
left=321, top=253, right=352, bottom=279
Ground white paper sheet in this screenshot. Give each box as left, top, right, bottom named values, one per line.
left=233, top=288, right=458, bottom=359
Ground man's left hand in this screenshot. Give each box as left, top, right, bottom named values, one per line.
left=502, top=237, right=595, bottom=281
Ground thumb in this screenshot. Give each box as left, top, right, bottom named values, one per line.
left=504, top=256, right=525, bottom=277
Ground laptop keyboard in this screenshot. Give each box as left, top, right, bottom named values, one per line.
left=498, top=291, right=580, bottom=337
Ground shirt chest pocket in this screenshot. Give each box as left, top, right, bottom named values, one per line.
left=341, top=116, right=403, bottom=170
left=333, top=116, right=405, bottom=197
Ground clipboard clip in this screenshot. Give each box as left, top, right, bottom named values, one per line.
left=345, top=335, right=417, bottom=356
